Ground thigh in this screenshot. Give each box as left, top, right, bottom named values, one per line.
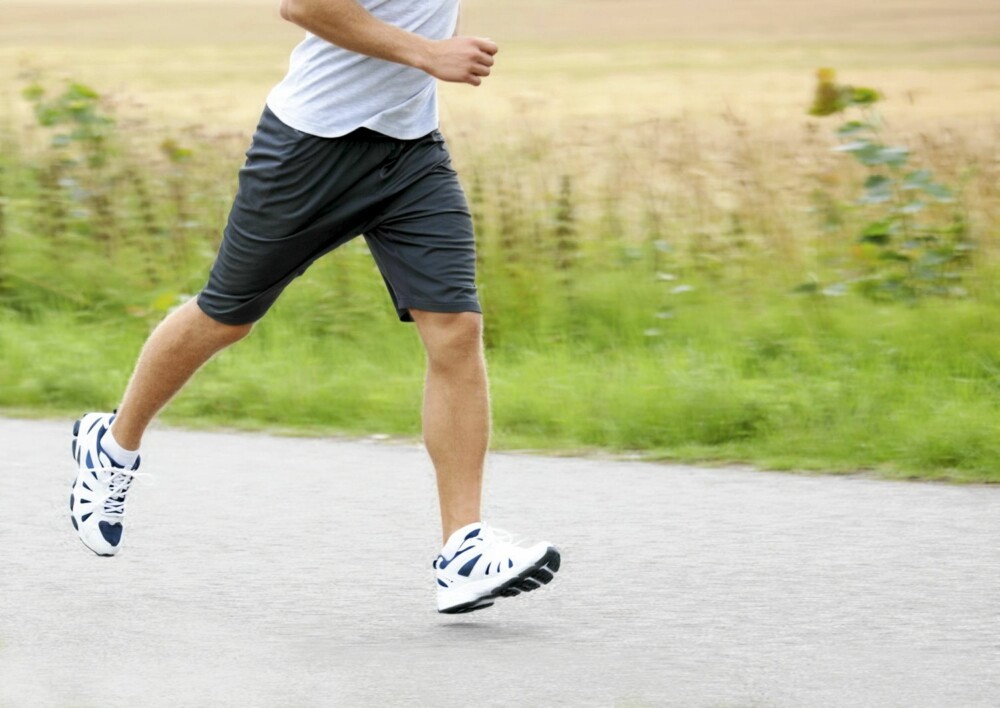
left=364, top=145, right=481, bottom=323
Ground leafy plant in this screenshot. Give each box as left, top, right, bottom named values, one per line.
left=23, top=82, right=115, bottom=168
left=805, top=69, right=971, bottom=301
left=21, top=81, right=123, bottom=259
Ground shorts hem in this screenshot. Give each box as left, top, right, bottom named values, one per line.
left=195, top=294, right=261, bottom=326
left=396, top=299, right=482, bottom=322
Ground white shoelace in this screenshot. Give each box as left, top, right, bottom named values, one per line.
left=479, top=526, right=526, bottom=548
left=96, top=469, right=152, bottom=518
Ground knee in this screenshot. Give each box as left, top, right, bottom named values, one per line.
left=216, top=320, right=254, bottom=344
left=187, top=299, right=254, bottom=344
left=420, top=312, right=483, bottom=372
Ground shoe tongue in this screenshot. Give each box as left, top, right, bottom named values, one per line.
left=441, top=522, right=484, bottom=557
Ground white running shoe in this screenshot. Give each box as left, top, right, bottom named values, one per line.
left=69, top=412, right=141, bottom=557
left=434, top=523, right=561, bottom=614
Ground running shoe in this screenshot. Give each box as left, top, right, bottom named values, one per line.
left=69, top=412, right=141, bottom=557
left=434, top=522, right=561, bottom=614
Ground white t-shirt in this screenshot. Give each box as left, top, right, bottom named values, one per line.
left=266, top=0, right=460, bottom=139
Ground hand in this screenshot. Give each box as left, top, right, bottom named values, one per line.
left=421, top=36, right=498, bottom=86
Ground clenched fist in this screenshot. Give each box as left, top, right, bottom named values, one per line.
left=421, top=36, right=499, bottom=86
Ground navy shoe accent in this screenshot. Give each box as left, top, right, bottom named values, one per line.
left=81, top=512, right=93, bottom=523
left=437, top=579, right=448, bottom=588
left=87, top=417, right=102, bottom=434
left=82, top=481, right=92, bottom=492
left=71, top=516, right=79, bottom=530
left=70, top=493, right=74, bottom=511
left=73, top=419, right=81, bottom=437
left=95, top=426, right=124, bottom=469
left=85, top=450, right=95, bottom=470
left=464, top=528, right=481, bottom=541
left=457, top=554, right=481, bottom=578
left=437, top=544, right=475, bottom=570
left=98, top=521, right=123, bottom=546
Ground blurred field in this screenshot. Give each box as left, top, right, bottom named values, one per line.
left=2, top=1, right=1000, bottom=480
left=2, top=0, right=999, bottom=130
left=2, top=1, right=998, bottom=232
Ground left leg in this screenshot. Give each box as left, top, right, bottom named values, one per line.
left=411, top=308, right=560, bottom=614
left=409, top=309, right=489, bottom=544
left=364, top=134, right=560, bottom=612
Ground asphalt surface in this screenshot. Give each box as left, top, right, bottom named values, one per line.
left=1, top=416, right=998, bottom=707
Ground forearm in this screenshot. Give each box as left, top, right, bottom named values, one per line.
left=279, top=0, right=498, bottom=87
left=279, top=0, right=431, bottom=72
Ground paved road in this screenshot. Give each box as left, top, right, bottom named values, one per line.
left=1, top=417, right=998, bottom=707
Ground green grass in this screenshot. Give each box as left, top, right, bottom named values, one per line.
left=2, top=76, right=999, bottom=484
left=4, top=267, right=1000, bottom=483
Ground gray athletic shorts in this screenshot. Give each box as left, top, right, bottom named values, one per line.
left=196, top=106, right=480, bottom=325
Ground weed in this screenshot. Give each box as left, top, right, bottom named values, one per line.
left=804, top=69, right=973, bottom=301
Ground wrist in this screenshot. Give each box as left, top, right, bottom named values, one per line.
left=407, top=36, right=436, bottom=73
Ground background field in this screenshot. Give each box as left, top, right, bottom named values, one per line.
left=1, top=0, right=999, bottom=480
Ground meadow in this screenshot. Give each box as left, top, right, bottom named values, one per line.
left=1, top=0, right=999, bottom=481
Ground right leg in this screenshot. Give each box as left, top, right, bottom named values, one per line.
left=109, top=299, right=251, bottom=450
left=70, top=107, right=381, bottom=556
left=71, top=299, right=249, bottom=555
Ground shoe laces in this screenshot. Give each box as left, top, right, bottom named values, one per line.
left=97, top=469, right=152, bottom=518
left=479, top=525, right=526, bottom=548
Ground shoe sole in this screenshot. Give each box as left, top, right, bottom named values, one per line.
left=444, top=599, right=495, bottom=614
left=438, top=546, right=561, bottom=615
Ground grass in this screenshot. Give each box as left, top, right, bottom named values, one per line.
left=4, top=263, right=1000, bottom=483
left=1, top=0, right=999, bottom=482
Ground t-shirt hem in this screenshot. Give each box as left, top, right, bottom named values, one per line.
left=265, top=98, right=439, bottom=140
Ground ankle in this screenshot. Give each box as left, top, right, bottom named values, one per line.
left=442, top=516, right=482, bottom=546
left=109, top=418, right=143, bottom=453
left=102, top=424, right=140, bottom=468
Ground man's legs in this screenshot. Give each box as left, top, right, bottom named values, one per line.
left=114, top=302, right=490, bottom=530
left=409, top=309, right=489, bottom=544
left=110, top=299, right=252, bottom=450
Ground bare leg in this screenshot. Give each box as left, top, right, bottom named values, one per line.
left=410, top=310, right=490, bottom=544
left=110, top=299, right=252, bottom=450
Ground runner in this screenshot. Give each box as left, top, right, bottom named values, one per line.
left=68, top=0, right=560, bottom=614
